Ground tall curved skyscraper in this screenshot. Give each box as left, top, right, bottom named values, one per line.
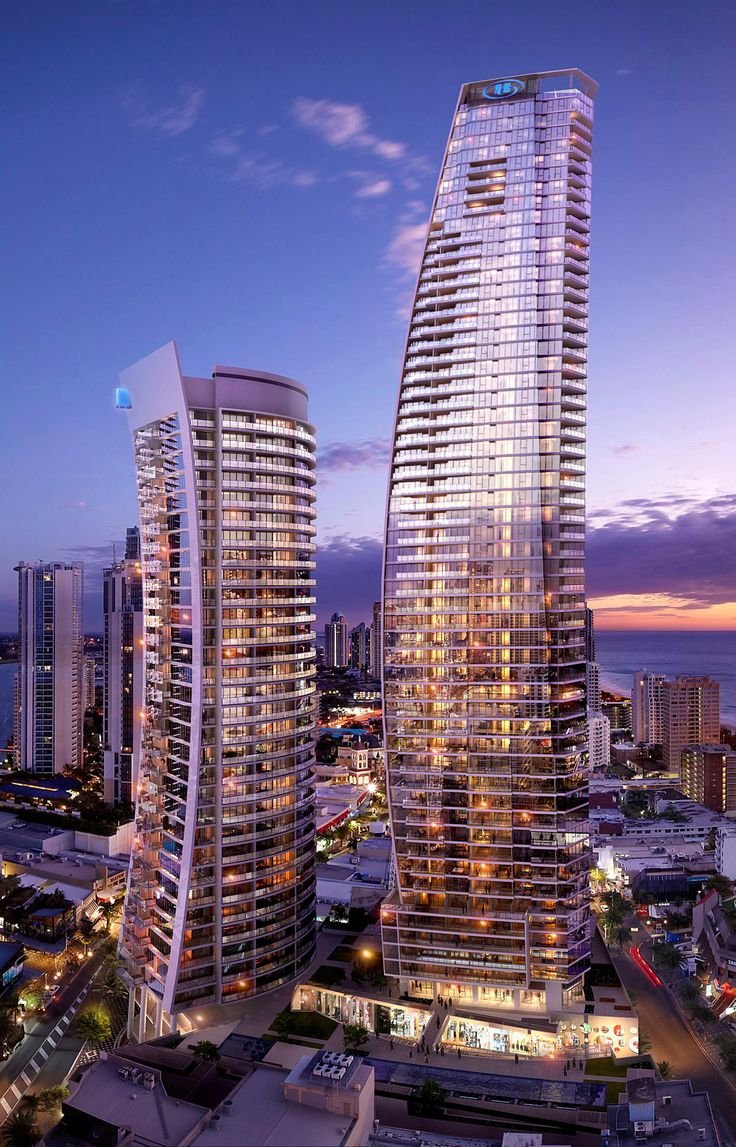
left=381, top=70, right=596, bottom=1016
left=118, top=343, right=317, bottom=1039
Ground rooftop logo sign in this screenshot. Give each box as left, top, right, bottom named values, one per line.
left=482, top=78, right=526, bottom=99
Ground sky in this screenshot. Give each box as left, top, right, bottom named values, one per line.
left=1, top=0, right=734, bottom=633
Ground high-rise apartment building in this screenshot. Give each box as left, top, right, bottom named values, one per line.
left=102, top=527, right=144, bottom=805
left=324, top=612, right=348, bottom=668
left=118, top=343, right=317, bottom=1039
left=588, top=712, right=611, bottom=771
left=586, top=660, right=601, bottom=715
left=681, top=744, right=736, bottom=813
left=381, top=70, right=595, bottom=1012
left=349, top=621, right=371, bottom=673
left=632, top=670, right=665, bottom=746
left=663, top=676, right=720, bottom=774
left=371, top=600, right=382, bottom=682
left=15, top=561, right=83, bottom=775
left=83, top=656, right=97, bottom=710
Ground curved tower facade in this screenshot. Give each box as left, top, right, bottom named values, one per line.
left=381, top=70, right=596, bottom=1013
left=119, top=342, right=317, bottom=1038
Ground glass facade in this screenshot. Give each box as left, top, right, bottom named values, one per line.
left=381, top=70, right=596, bottom=1003
left=119, top=345, right=316, bottom=1028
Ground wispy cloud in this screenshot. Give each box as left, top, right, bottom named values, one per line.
left=209, top=134, right=317, bottom=190
left=123, top=84, right=205, bottom=137
left=318, top=438, right=391, bottom=474
left=292, top=98, right=406, bottom=161
left=316, top=535, right=383, bottom=628
left=63, top=500, right=88, bottom=510
left=612, top=443, right=640, bottom=457
left=352, top=175, right=392, bottom=199
left=385, top=221, right=426, bottom=278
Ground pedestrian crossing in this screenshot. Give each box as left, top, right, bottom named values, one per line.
left=0, top=972, right=99, bottom=1118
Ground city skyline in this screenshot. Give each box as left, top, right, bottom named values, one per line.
left=1, top=1, right=735, bottom=633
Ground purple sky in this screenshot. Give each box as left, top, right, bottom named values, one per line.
left=1, top=1, right=734, bottom=632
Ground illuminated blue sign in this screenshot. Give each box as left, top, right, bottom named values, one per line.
left=482, top=78, right=526, bottom=99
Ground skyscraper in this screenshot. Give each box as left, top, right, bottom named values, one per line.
left=83, top=656, right=97, bottom=710
left=324, top=611, right=348, bottom=668
left=381, top=70, right=595, bottom=1012
left=349, top=621, right=371, bottom=673
left=663, top=676, right=720, bottom=775
left=371, top=599, right=382, bottom=682
left=102, top=527, right=144, bottom=805
left=15, top=561, right=83, bottom=775
left=632, top=669, right=665, bottom=746
left=584, top=610, right=609, bottom=770
left=118, top=343, right=317, bottom=1039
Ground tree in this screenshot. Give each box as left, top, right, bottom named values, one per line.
left=75, top=1008, right=112, bottom=1044
left=37, top=1085, right=69, bottom=1111
left=638, top=1027, right=652, bottom=1054
left=343, top=1021, right=370, bottom=1052
left=315, top=736, right=339, bottom=764
left=417, top=1078, right=447, bottom=1114
left=101, top=968, right=128, bottom=1006
left=75, top=917, right=97, bottom=953
left=657, top=1060, right=673, bottom=1080
left=191, top=1040, right=220, bottom=1062
left=0, top=1114, right=40, bottom=1147
left=652, top=941, right=681, bottom=971
left=611, top=924, right=632, bottom=949
left=705, top=874, right=733, bottom=899
left=97, top=898, right=122, bottom=935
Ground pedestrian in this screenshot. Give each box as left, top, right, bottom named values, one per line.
left=514, top=1053, right=519, bottom=1064
left=390, top=1038, right=394, bottom=1050
left=457, top=1048, right=461, bottom=1059
left=440, top=1046, right=445, bottom=1057
left=424, top=1054, right=429, bottom=1064
left=409, top=1049, right=412, bottom=1059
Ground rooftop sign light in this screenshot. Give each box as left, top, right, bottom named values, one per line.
left=482, top=78, right=526, bottom=99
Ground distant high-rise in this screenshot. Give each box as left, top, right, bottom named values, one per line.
left=102, top=528, right=144, bottom=805
left=382, top=70, right=596, bottom=1011
left=83, top=656, right=97, bottom=710
left=681, top=743, right=736, bottom=813
left=324, top=612, right=348, bottom=668
left=118, top=343, right=316, bottom=1039
left=632, top=670, right=666, bottom=746
left=663, top=676, right=720, bottom=774
left=349, top=621, right=371, bottom=673
left=15, top=561, right=83, bottom=774
left=584, top=607, right=596, bottom=663
left=371, top=600, right=382, bottom=682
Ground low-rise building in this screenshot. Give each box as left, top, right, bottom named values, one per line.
left=0, top=940, right=25, bottom=990
left=692, top=888, right=736, bottom=1016
left=606, top=1070, right=719, bottom=1146
left=681, top=743, right=736, bottom=812
left=317, top=837, right=392, bottom=914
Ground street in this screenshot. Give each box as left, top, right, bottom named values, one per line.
left=613, top=946, right=736, bottom=1146
left=0, top=946, right=107, bottom=1119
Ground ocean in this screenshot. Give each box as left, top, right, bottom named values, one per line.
left=0, top=631, right=733, bottom=743
left=0, top=662, right=16, bottom=749
left=596, top=630, right=736, bottom=728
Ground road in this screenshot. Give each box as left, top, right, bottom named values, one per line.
left=0, top=947, right=106, bottom=1120
left=613, top=946, right=736, bottom=1146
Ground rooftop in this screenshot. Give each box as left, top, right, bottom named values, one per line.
left=607, top=1077, right=719, bottom=1146
left=191, top=1062, right=356, bottom=1147
left=60, top=1053, right=210, bottom=1145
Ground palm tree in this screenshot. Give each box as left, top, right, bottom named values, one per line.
left=74, top=917, right=97, bottom=956
left=612, top=924, right=632, bottom=949
left=657, top=1060, right=673, bottom=1080
left=100, top=968, right=128, bottom=1006
left=97, top=899, right=122, bottom=936
left=75, top=1008, right=112, bottom=1045
left=0, top=1113, right=40, bottom=1147
left=191, top=1040, right=220, bottom=1062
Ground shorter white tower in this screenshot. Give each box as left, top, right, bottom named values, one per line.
left=15, top=562, right=83, bottom=775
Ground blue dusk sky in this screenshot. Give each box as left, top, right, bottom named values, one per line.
left=1, top=0, right=734, bottom=632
